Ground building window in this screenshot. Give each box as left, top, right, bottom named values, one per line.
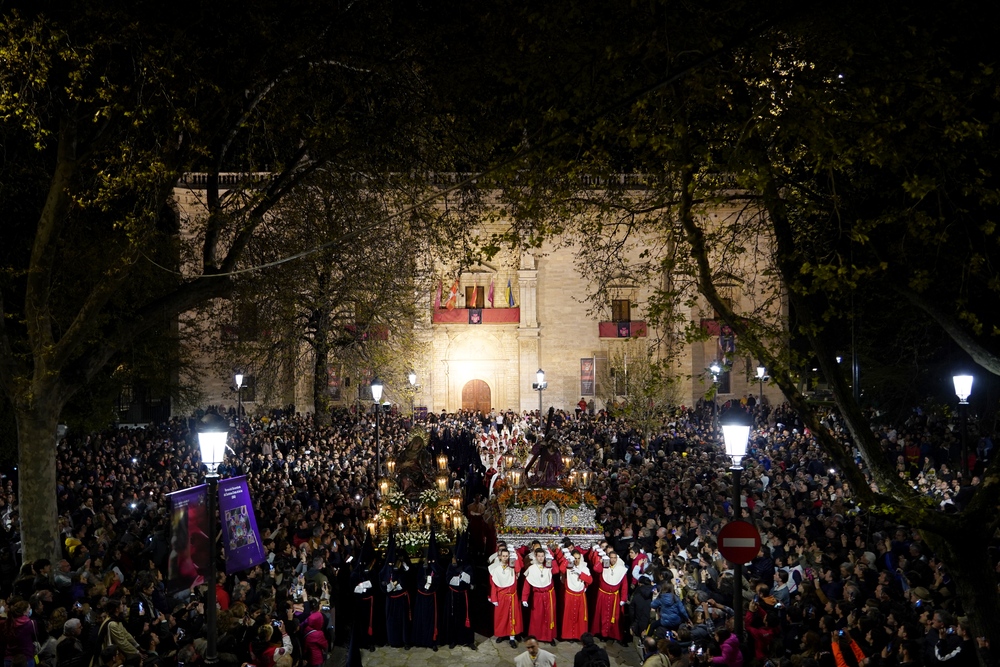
left=712, top=296, right=734, bottom=321
left=611, top=299, right=631, bottom=322
left=240, top=374, right=257, bottom=402
left=235, top=302, right=261, bottom=341
left=465, top=286, right=485, bottom=308
left=717, top=370, right=731, bottom=395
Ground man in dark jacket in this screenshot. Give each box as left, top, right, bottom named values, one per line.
left=574, top=633, right=610, bottom=667
left=56, top=619, right=88, bottom=667
left=629, top=575, right=655, bottom=638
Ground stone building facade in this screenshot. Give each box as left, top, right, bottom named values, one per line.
left=173, top=177, right=784, bottom=416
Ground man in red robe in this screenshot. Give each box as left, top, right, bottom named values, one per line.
left=591, top=548, right=628, bottom=642
left=488, top=546, right=523, bottom=648
left=559, top=548, right=593, bottom=640
left=521, top=548, right=561, bottom=644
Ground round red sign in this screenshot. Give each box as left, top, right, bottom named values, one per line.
left=717, top=520, right=761, bottom=564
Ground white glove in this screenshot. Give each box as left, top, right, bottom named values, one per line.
left=620, top=601, right=626, bottom=606
left=460, top=572, right=471, bottom=584
left=492, top=601, right=499, bottom=607
left=522, top=601, right=528, bottom=607
left=449, top=576, right=461, bottom=586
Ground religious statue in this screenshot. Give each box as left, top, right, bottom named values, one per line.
left=396, top=427, right=437, bottom=496
left=522, top=408, right=563, bottom=488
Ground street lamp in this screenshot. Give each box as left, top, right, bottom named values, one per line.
left=532, top=368, right=547, bottom=415
left=953, top=374, right=973, bottom=478
left=234, top=372, right=244, bottom=427
left=408, top=371, right=417, bottom=417
left=755, top=365, right=766, bottom=406
left=721, top=420, right=751, bottom=641
left=709, top=361, right=722, bottom=428
left=197, top=413, right=229, bottom=667
left=371, top=377, right=384, bottom=479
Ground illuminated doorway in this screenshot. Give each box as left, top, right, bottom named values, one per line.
left=461, top=379, right=491, bottom=413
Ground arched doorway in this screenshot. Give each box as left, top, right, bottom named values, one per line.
left=461, top=379, right=491, bottom=413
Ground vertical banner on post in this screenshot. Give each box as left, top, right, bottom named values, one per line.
left=580, top=358, right=596, bottom=396
left=217, top=476, right=267, bottom=574
left=167, top=485, right=209, bottom=593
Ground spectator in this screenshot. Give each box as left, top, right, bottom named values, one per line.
left=574, top=633, right=610, bottom=667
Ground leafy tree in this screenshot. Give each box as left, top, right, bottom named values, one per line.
left=211, top=169, right=476, bottom=426
left=0, top=1, right=478, bottom=561
left=596, top=337, right=681, bottom=442
left=467, top=0, right=1000, bottom=652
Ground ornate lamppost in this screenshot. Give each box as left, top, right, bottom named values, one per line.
left=197, top=413, right=229, bottom=667
left=953, top=374, right=973, bottom=478
left=721, top=420, right=751, bottom=641
left=234, top=372, right=244, bottom=427
left=532, top=368, right=547, bottom=416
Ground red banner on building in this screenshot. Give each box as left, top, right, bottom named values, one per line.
left=581, top=358, right=595, bottom=396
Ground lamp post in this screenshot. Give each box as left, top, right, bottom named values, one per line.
left=408, top=371, right=417, bottom=418
left=532, top=368, right=547, bottom=416
left=755, top=366, right=765, bottom=406
left=721, top=421, right=751, bottom=641
left=372, top=377, right=384, bottom=480
left=197, top=413, right=230, bottom=667
left=709, top=361, right=722, bottom=429
left=234, top=372, right=244, bottom=427
left=953, top=374, right=973, bottom=478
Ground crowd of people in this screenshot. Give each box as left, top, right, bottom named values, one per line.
left=0, top=397, right=995, bottom=667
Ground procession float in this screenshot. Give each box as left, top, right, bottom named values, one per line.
left=371, top=427, right=466, bottom=557
left=488, top=408, right=603, bottom=548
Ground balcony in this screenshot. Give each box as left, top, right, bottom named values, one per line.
left=432, top=308, right=520, bottom=324
left=598, top=321, right=648, bottom=338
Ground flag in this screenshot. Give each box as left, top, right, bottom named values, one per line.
left=487, top=278, right=495, bottom=307
left=506, top=278, right=515, bottom=307
left=445, top=279, right=459, bottom=309
left=433, top=280, right=442, bottom=309
left=217, top=476, right=266, bottom=573
left=167, top=485, right=209, bottom=592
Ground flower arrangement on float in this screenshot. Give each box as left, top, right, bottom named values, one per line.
left=493, top=480, right=596, bottom=509
left=373, top=479, right=465, bottom=552
left=499, top=525, right=603, bottom=536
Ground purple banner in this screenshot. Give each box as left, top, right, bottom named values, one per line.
left=167, top=485, right=209, bottom=593
left=218, top=476, right=266, bottom=574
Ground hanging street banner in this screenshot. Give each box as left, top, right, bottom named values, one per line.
left=580, top=358, right=596, bottom=396
left=218, top=475, right=267, bottom=574
left=167, top=484, right=209, bottom=593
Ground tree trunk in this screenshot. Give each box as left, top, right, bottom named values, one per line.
left=312, top=316, right=331, bottom=428
left=922, top=529, right=1000, bottom=665
left=15, top=401, right=62, bottom=563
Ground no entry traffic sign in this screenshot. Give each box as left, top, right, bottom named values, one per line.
left=717, top=520, right=761, bottom=564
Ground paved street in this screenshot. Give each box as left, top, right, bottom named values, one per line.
left=332, top=635, right=642, bottom=666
